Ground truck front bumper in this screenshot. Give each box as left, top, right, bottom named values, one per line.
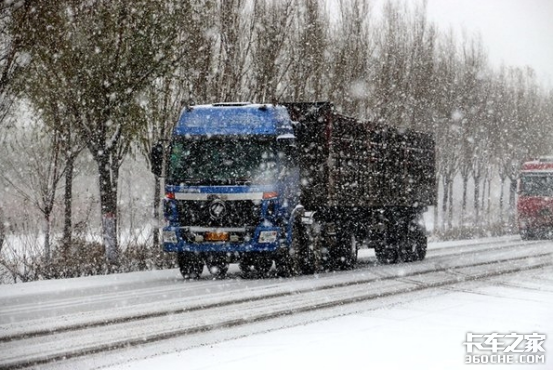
left=162, top=226, right=283, bottom=253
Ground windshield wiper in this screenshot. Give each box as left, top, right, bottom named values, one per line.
left=177, top=178, right=208, bottom=185
left=175, top=177, right=254, bottom=186
left=233, top=177, right=252, bottom=185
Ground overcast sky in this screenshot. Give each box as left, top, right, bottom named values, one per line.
left=424, top=0, right=553, bottom=88
left=358, top=0, right=553, bottom=88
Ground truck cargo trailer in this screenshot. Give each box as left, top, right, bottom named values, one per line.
left=151, top=102, right=436, bottom=278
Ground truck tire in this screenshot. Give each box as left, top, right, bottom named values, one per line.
left=400, top=225, right=427, bottom=262
left=331, top=233, right=358, bottom=270
left=292, top=216, right=318, bottom=275
left=319, top=225, right=335, bottom=272
left=275, top=248, right=294, bottom=277
left=374, top=247, right=398, bottom=264
left=520, top=228, right=537, bottom=240
left=239, top=254, right=273, bottom=278
left=409, top=229, right=427, bottom=261
left=254, top=256, right=273, bottom=276
left=206, top=255, right=229, bottom=279
left=177, top=252, right=204, bottom=279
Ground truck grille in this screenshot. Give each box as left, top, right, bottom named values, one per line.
left=176, top=200, right=261, bottom=227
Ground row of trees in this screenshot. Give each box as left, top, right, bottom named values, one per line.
left=0, top=0, right=551, bottom=277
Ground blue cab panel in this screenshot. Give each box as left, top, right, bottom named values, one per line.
left=174, top=103, right=293, bottom=137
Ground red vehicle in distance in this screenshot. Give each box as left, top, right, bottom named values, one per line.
left=517, top=156, right=553, bottom=240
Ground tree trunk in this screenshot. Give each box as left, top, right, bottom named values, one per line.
left=508, top=178, right=517, bottom=231
left=62, top=155, right=74, bottom=251
left=0, top=206, right=5, bottom=253
left=433, top=178, right=439, bottom=234
left=486, top=178, right=491, bottom=227
left=461, top=176, right=468, bottom=226
left=499, top=176, right=505, bottom=224
left=447, top=180, right=454, bottom=229
left=44, top=212, right=51, bottom=263
left=98, top=157, right=119, bottom=266
left=153, top=175, right=161, bottom=248
left=441, top=175, right=450, bottom=233
left=481, top=176, right=488, bottom=214
left=473, top=176, right=480, bottom=227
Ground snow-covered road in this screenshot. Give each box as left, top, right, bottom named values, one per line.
left=0, top=236, right=551, bottom=369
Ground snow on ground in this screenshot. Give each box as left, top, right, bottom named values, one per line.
left=1, top=235, right=550, bottom=369
left=104, top=264, right=552, bottom=370
left=0, top=235, right=521, bottom=295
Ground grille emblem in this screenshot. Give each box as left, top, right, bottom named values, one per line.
left=209, top=200, right=226, bottom=219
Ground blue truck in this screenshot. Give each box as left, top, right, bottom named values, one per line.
left=151, top=102, right=435, bottom=279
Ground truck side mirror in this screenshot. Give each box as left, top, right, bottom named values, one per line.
left=150, top=142, right=164, bottom=177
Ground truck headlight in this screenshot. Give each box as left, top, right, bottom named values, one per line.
left=163, top=230, right=178, bottom=243
left=258, top=230, right=278, bottom=243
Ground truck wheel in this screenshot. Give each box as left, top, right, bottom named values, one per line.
left=319, top=227, right=335, bottom=272
left=332, top=234, right=358, bottom=270
left=520, top=228, right=536, bottom=240
left=275, top=248, right=294, bottom=277
left=292, top=217, right=318, bottom=275
left=239, top=254, right=273, bottom=278
left=374, top=247, right=398, bottom=264
left=410, top=230, right=427, bottom=261
left=239, top=257, right=255, bottom=276
left=401, top=226, right=427, bottom=262
left=254, top=255, right=273, bottom=276
left=177, top=252, right=204, bottom=279
left=206, top=255, right=228, bottom=279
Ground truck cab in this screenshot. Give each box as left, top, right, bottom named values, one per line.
left=517, top=156, right=553, bottom=240
left=157, top=103, right=299, bottom=278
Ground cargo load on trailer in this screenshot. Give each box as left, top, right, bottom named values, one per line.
left=151, top=102, right=436, bottom=278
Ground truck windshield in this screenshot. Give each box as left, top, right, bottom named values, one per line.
left=520, top=174, right=553, bottom=197
left=168, top=138, right=278, bottom=185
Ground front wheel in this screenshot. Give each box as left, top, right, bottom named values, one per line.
left=206, top=255, right=229, bottom=279
left=177, top=252, right=204, bottom=279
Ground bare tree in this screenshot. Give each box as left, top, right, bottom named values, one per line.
left=138, top=76, right=186, bottom=247
left=0, top=0, right=32, bottom=125
left=248, top=0, right=294, bottom=103
left=328, top=0, right=372, bottom=116
left=178, top=1, right=218, bottom=104
left=20, top=0, right=183, bottom=266
left=432, top=31, right=461, bottom=232
left=286, top=0, right=330, bottom=101
left=213, top=0, right=251, bottom=101
left=0, top=120, right=66, bottom=263
left=0, top=205, right=4, bottom=254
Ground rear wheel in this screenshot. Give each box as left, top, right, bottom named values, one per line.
left=275, top=248, right=294, bottom=277
left=414, top=237, right=427, bottom=261
left=403, top=224, right=427, bottom=262
left=177, top=252, right=204, bottom=279
left=292, top=215, right=318, bottom=275
left=331, top=233, right=358, bottom=270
